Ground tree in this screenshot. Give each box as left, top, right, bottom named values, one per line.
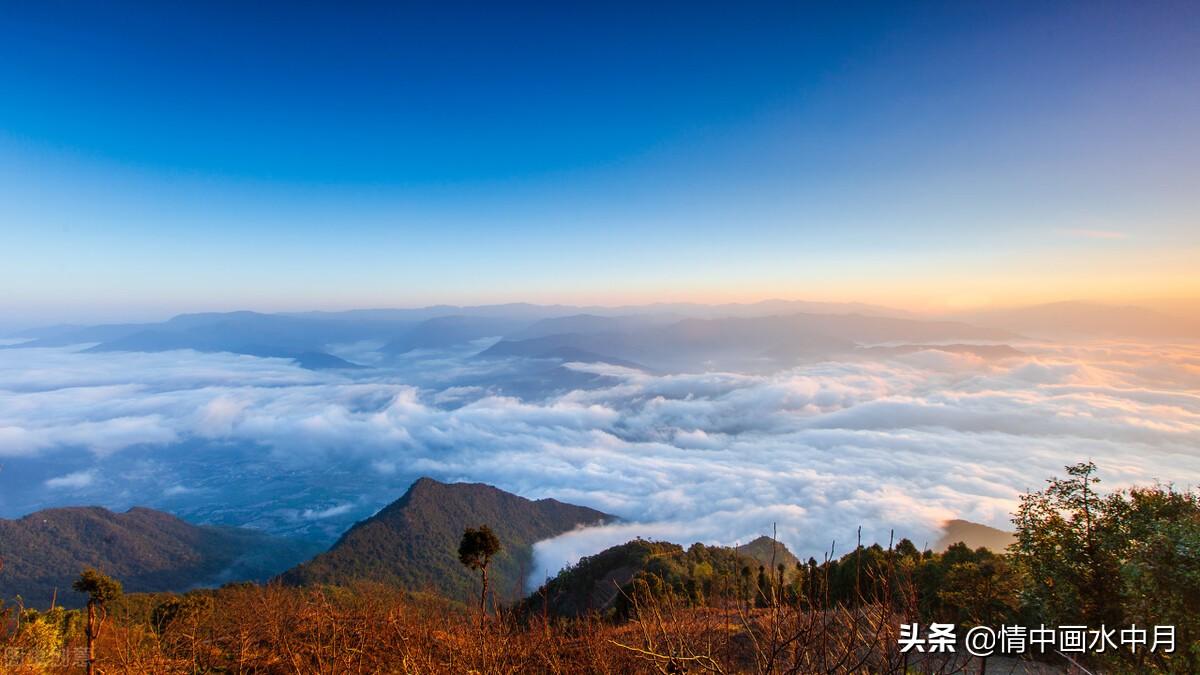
left=1110, top=485, right=1200, bottom=673
left=458, top=525, right=501, bottom=612
left=1012, top=463, right=1200, bottom=673
left=755, top=565, right=770, bottom=607
left=1012, top=461, right=1122, bottom=627
left=73, top=568, right=122, bottom=675
left=739, top=565, right=753, bottom=604
left=937, top=553, right=1021, bottom=626
left=894, top=538, right=919, bottom=560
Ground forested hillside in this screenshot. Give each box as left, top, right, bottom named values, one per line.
left=0, top=506, right=319, bottom=607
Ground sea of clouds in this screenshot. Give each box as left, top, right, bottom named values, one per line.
left=1, top=340, right=1198, bottom=586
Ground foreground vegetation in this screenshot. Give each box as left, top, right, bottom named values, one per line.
left=2, top=463, right=1197, bottom=673
left=0, top=580, right=943, bottom=673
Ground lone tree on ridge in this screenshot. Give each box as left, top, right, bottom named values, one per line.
left=458, top=525, right=502, bottom=612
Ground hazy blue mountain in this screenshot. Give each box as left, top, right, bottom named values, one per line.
left=479, top=336, right=649, bottom=369
left=288, top=299, right=912, bottom=323
left=514, top=346, right=649, bottom=371
left=287, top=303, right=590, bottom=323
left=65, top=312, right=407, bottom=368
left=381, top=315, right=533, bottom=353
left=291, top=351, right=366, bottom=370
left=152, top=311, right=416, bottom=347
left=507, top=314, right=679, bottom=340
left=9, top=311, right=410, bottom=353
left=7, top=304, right=1006, bottom=373
left=6, top=323, right=89, bottom=339
left=482, top=324, right=850, bottom=372
left=5, top=322, right=156, bottom=348
left=483, top=313, right=1007, bottom=372
left=81, top=314, right=372, bottom=367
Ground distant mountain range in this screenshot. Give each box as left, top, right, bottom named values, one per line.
left=283, top=299, right=916, bottom=322
left=3, top=311, right=408, bottom=368
left=0, top=506, right=321, bottom=607
left=481, top=312, right=1011, bottom=372
left=381, top=315, right=530, bottom=354
left=278, top=478, right=614, bottom=603
left=7, top=299, right=1193, bottom=374
left=1, top=303, right=1010, bottom=373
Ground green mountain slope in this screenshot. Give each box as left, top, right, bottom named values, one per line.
left=278, top=478, right=614, bottom=603
left=738, top=535, right=800, bottom=569
left=0, top=506, right=321, bottom=607
left=524, top=537, right=800, bottom=618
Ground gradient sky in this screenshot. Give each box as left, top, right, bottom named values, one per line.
left=2, top=1, right=1198, bottom=325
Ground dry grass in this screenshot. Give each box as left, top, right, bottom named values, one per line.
left=1, top=537, right=1063, bottom=674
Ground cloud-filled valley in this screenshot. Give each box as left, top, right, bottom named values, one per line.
left=2, top=308, right=1199, bottom=587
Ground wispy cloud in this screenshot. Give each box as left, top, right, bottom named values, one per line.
left=301, top=504, right=355, bottom=520
left=44, top=470, right=96, bottom=489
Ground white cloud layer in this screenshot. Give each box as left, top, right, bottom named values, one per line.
left=1, top=341, right=1198, bottom=585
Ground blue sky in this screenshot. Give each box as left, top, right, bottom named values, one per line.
left=2, top=1, right=1198, bottom=324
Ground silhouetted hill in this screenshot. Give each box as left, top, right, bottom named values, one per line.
left=934, top=519, right=1015, bottom=553
left=0, top=506, right=321, bottom=607
left=279, top=478, right=614, bottom=603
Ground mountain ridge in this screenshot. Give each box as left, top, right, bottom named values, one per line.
left=0, top=505, right=320, bottom=607
left=279, top=477, right=615, bottom=603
